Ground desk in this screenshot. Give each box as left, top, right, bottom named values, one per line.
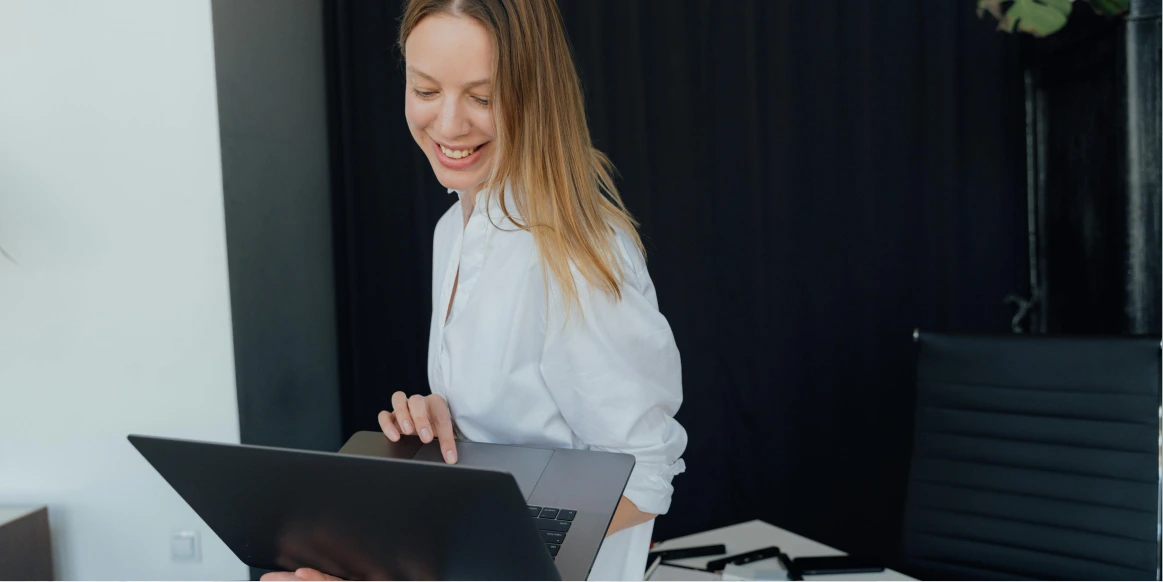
left=649, top=520, right=914, bottom=581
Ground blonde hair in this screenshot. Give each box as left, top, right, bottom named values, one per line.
left=399, top=0, right=644, bottom=312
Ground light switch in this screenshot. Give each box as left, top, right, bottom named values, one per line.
left=171, top=530, right=200, bottom=562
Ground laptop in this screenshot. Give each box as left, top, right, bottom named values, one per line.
left=128, top=431, right=634, bottom=581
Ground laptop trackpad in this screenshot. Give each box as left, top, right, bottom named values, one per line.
left=414, top=442, right=553, bottom=500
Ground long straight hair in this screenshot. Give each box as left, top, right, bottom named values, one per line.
left=399, top=0, right=644, bottom=313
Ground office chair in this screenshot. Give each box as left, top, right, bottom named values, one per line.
left=900, top=331, right=1161, bottom=580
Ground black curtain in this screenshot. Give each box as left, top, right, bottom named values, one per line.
left=324, top=0, right=1028, bottom=568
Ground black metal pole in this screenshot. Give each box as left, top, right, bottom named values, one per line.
left=1123, top=0, right=1161, bottom=334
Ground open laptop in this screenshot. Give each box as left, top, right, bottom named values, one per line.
left=128, top=431, right=633, bottom=581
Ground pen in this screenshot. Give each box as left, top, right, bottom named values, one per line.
left=777, top=552, right=800, bottom=581
left=648, top=543, right=728, bottom=563
left=644, top=556, right=663, bottom=580
left=707, top=546, right=782, bottom=572
left=659, top=562, right=715, bottom=573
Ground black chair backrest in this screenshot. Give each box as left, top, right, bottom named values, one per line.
left=901, top=332, right=1161, bottom=580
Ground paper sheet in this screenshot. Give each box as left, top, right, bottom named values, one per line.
left=646, top=564, right=723, bottom=581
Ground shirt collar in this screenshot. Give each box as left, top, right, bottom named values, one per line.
left=448, top=181, right=522, bottom=222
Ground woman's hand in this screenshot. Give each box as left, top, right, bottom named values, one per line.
left=378, top=391, right=458, bottom=464
left=260, top=568, right=342, bottom=581
left=605, top=496, right=657, bottom=537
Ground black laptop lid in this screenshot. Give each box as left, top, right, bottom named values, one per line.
left=128, top=434, right=561, bottom=581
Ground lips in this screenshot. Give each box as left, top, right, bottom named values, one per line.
left=432, top=139, right=489, bottom=170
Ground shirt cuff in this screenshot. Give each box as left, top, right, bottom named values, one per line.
left=621, top=458, right=687, bottom=515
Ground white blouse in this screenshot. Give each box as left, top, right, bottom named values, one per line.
left=426, top=185, right=688, bottom=581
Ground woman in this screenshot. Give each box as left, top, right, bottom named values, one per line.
left=266, top=0, right=686, bottom=579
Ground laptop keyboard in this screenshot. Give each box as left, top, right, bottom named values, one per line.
left=527, top=506, right=577, bottom=559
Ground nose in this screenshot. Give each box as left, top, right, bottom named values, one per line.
left=436, top=96, right=470, bottom=139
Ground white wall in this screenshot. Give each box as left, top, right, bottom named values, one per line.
left=0, top=1, right=248, bottom=579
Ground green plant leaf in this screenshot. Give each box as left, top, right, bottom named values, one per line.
left=1039, top=0, right=1073, bottom=13
left=1002, top=0, right=1072, bottom=36
left=977, top=0, right=1006, bottom=20
left=1086, top=0, right=1130, bottom=16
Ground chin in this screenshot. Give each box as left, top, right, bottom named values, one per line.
left=428, top=160, right=491, bottom=194
left=432, top=171, right=484, bottom=194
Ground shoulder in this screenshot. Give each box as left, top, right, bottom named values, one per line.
left=610, top=226, right=647, bottom=293
left=551, top=225, right=653, bottom=306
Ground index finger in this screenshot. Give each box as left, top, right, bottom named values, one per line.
left=295, top=568, right=342, bottom=581
left=391, top=391, right=413, bottom=435
left=428, top=394, right=457, bottom=464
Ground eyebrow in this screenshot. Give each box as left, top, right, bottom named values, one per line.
left=407, top=67, right=491, bottom=90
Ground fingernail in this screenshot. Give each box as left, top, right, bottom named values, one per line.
left=420, top=428, right=432, bottom=441
left=402, top=420, right=412, bottom=433
left=444, top=449, right=457, bottom=464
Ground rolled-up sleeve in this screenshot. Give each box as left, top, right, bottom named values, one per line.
left=539, top=235, right=688, bottom=515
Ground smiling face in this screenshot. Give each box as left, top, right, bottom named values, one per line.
left=404, top=13, right=498, bottom=195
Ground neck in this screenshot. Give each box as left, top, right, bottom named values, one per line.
left=460, top=184, right=483, bottom=227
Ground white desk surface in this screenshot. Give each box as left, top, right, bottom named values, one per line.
left=650, top=520, right=915, bottom=581
left=0, top=506, right=43, bottom=527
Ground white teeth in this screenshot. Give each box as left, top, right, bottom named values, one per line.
left=440, top=144, right=476, bottom=159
